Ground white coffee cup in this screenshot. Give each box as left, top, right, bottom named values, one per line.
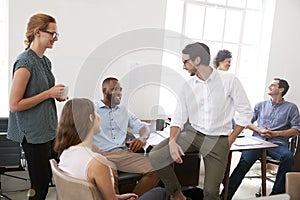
left=61, top=85, right=69, bottom=99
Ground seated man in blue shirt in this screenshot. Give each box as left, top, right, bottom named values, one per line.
left=93, top=77, right=160, bottom=196
left=227, top=78, right=300, bottom=199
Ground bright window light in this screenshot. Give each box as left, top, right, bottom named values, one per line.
left=160, top=0, right=276, bottom=117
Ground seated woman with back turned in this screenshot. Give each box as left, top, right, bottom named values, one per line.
left=54, top=98, right=166, bottom=200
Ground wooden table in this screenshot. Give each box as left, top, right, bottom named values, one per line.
left=222, top=136, right=278, bottom=200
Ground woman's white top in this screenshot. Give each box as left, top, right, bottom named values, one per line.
left=59, top=145, right=114, bottom=184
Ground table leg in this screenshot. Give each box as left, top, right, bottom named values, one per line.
left=223, top=151, right=232, bottom=200
left=261, top=149, right=267, bottom=196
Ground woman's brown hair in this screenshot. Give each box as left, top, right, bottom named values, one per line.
left=54, top=98, right=95, bottom=153
left=25, top=13, right=56, bottom=50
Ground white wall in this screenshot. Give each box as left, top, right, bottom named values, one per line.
left=8, top=0, right=300, bottom=119
left=9, top=0, right=167, bottom=119
left=266, top=0, right=300, bottom=107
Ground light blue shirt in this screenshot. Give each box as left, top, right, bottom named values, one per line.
left=252, top=99, right=300, bottom=146
left=93, top=101, right=148, bottom=152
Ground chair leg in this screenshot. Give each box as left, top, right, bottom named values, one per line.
left=0, top=179, right=13, bottom=200
left=0, top=193, right=13, bottom=200
left=0, top=175, right=11, bottom=199
left=255, top=185, right=262, bottom=197
left=2, top=173, right=28, bottom=181
left=0, top=172, right=30, bottom=199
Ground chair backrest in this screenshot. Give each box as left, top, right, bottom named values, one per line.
left=289, top=135, right=298, bottom=156
left=0, top=134, right=22, bottom=167
left=0, top=117, right=22, bottom=168
left=172, top=152, right=200, bottom=187
left=291, top=135, right=300, bottom=171
left=286, top=172, right=300, bottom=200
left=0, top=117, right=8, bottom=132
left=49, top=159, right=101, bottom=200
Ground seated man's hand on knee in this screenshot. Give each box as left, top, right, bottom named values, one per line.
left=126, top=138, right=146, bottom=153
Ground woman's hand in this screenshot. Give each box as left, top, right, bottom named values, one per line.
left=116, top=193, right=138, bottom=200
left=56, top=97, right=68, bottom=102
left=47, top=84, right=65, bottom=99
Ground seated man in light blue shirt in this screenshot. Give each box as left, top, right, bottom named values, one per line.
left=93, top=77, right=160, bottom=196
left=227, top=78, right=300, bottom=199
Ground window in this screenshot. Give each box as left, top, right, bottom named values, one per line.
left=160, top=0, right=276, bottom=116
left=0, top=0, right=9, bottom=117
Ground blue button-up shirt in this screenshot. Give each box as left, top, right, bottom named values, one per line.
left=93, top=101, right=148, bottom=152
left=252, top=99, right=300, bottom=146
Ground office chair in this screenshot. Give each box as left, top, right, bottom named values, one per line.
left=172, top=151, right=200, bottom=187
left=49, top=159, right=101, bottom=200
left=117, top=171, right=143, bottom=194
left=0, top=118, right=28, bottom=200
left=255, top=136, right=299, bottom=197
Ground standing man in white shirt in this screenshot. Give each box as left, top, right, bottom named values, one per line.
left=149, top=42, right=252, bottom=200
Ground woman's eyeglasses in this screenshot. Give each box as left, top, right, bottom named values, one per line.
left=40, top=30, right=59, bottom=39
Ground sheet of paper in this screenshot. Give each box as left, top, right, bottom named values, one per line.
left=234, top=137, right=263, bottom=146
left=147, top=131, right=169, bottom=146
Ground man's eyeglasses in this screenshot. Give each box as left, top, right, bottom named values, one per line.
left=40, top=30, right=59, bottom=39
left=183, top=59, right=191, bottom=66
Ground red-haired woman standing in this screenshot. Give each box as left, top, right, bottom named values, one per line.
left=7, top=13, right=67, bottom=199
